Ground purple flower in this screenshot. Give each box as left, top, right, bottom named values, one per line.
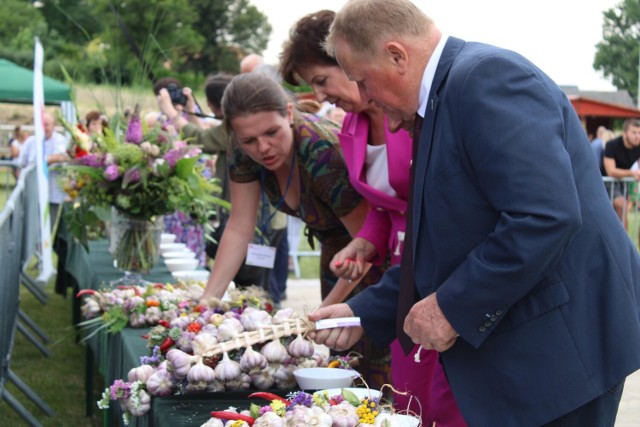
left=78, top=154, right=102, bottom=167
left=289, top=391, right=313, bottom=407
left=104, top=164, right=120, bottom=181
left=140, top=346, right=162, bottom=365
left=110, top=379, right=131, bottom=400
left=163, top=149, right=182, bottom=168
left=122, top=168, right=141, bottom=185
left=126, top=111, right=143, bottom=144
left=259, top=406, right=273, bottom=415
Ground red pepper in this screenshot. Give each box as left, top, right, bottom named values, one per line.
left=159, top=337, right=174, bottom=353
left=158, top=320, right=170, bottom=328
left=187, top=322, right=202, bottom=333
left=76, top=289, right=97, bottom=298
left=210, top=411, right=255, bottom=425
left=153, top=283, right=165, bottom=289
left=248, top=392, right=289, bottom=405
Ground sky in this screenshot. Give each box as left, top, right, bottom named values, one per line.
left=250, top=0, right=621, bottom=91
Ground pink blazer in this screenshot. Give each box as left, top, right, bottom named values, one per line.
left=338, top=112, right=413, bottom=265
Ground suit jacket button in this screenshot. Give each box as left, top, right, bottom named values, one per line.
left=376, top=207, right=385, bottom=211
left=478, top=326, right=487, bottom=332
left=484, top=321, right=492, bottom=327
left=490, top=315, right=498, bottom=321
left=495, top=309, right=503, bottom=316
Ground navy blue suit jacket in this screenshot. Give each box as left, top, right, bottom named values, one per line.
left=348, top=37, right=640, bottom=426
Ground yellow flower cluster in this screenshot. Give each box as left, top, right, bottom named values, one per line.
left=270, top=400, right=286, bottom=416
left=356, top=398, right=379, bottom=424
left=230, top=420, right=245, bottom=427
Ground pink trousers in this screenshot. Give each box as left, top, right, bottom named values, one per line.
left=391, top=340, right=467, bottom=426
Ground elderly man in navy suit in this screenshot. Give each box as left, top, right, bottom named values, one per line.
left=308, top=0, right=640, bottom=425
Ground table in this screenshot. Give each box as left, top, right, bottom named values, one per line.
left=57, top=224, right=282, bottom=427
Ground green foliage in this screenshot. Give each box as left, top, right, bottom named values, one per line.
left=6, top=0, right=271, bottom=85
left=594, top=0, right=640, bottom=100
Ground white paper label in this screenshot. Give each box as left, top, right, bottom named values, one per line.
left=245, top=243, right=276, bottom=269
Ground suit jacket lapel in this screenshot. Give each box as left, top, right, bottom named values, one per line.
left=412, top=37, right=465, bottom=257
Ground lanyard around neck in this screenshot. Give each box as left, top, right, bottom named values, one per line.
left=258, top=147, right=296, bottom=242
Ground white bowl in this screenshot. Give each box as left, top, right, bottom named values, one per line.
left=160, top=243, right=187, bottom=254
left=163, top=250, right=196, bottom=259
left=164, top=258, right=199, bottom=272
left=161, top=233, right=177, bottom=244
left=321, top=387, right=382, bottom=400
left=293, top=368, right=360, bottom=390
left=393, top=415, right=420, bottom=427
left=172, top=270, right=209, bottom=282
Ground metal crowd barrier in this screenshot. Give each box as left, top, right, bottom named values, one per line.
left=602, top=176, right=640, bottom=248
left=0, top=165, right=54, bottom=426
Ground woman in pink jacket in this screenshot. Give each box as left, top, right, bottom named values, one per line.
left=280, top=10, right=466, bottom=427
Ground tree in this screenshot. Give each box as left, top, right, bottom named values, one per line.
left=0, top=0, right=46, bottom=63
left=186, top=0, right=272, bottom=75
left=594, top=0, right=640, bottom=101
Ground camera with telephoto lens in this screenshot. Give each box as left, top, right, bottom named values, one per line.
left=166, top=83, right=187, bottom=106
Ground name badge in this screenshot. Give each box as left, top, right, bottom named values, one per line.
left=245, top=243, right=276, bottom=269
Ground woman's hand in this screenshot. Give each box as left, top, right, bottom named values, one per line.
left=330, top=237, right=374, bottom=281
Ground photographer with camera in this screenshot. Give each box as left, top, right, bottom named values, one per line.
left=153, top=77, right=216, bottom=130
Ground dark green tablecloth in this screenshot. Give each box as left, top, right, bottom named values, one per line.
left=60, top=234, right=269, bottom=426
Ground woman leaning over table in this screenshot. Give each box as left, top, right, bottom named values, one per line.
left=200, top=72, right=390, bottom=390
left=279, top=10, right=466, bottom=426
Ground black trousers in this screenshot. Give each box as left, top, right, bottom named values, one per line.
left=543, top=380, right=625, bottom=427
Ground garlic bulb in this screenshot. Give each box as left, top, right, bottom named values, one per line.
left=224, top=372, right=251, bottom=391
left=200, top=417, right=224, bottom=427
left=297, top=357, right=319, bottom=369
left=239, top=308, right=272, bottom=331
left=271, top=307, right=295, bottom=324
left=210, top=313, right=225, bottom=327
left=260, top=339, right=288, bottom=363
left=192, top=332, right=218, bottom=356
left=127, top=364, right=155, bottom=384
left=145, top=369, right=174, bottom=396
left=217, top=318, right=244, bottom=341
left=274, top=364, right=298, bottom=390
left=187, top=361, right=216, bottom=391
left=240, top=346, right=268, bottom=371
left=125, top=389, right=151, bottom=417
left=253, top=411, right=285, bottom=427
left=206, top=379, right=225, bottom=392
left=166, top=349, right=197, bottom=379
left=286, top=334, right=315, bottom=358
left=249, top=365, right=276, bottom=390
left=214, top=351, right=242, bottom=382
left=327, top=402, right=360, bottom=427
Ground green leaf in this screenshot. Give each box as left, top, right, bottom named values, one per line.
left=249, top=403, right=260, bottom=419
left=174, top=156, right=198, bottom=179
left=342, top=388, right=361, bottom=407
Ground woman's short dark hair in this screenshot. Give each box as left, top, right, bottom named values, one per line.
left=279, top=10, right=338, bottom=86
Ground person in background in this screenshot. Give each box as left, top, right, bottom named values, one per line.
left=324, top=107, right=347, bottom=126
left=10, top=125, right=29, bottom=178
left=18, top=111, right=68, bottom=224
left=85, top=110, right=108, bottom=136
left=309, top=0, right=640, bottom=425
left=201, top=72, right=390, bottom=389
left=279, top=9, right=464, bottom=425
left=602, top=118, right=640, bottom=230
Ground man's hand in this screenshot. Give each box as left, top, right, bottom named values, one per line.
left=404, top=293, right=458, bottom=352
left=308, top=304, right=363, bottom=351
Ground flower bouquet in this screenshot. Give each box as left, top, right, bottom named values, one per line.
left=61, top=105, right=223, bottom=285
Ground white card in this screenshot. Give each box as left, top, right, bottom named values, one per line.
left=245, top=243, right=276, bottom=269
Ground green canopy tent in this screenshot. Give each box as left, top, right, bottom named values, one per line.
left=0, top=58, right=71, bottom=105
left=0, top=58, right=76, bottom=126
